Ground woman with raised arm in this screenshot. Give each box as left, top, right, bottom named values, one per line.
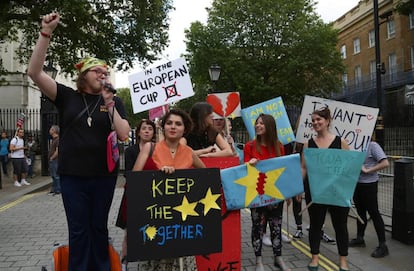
left=27, top=12, right=130, bottom=270
left=301, top=107, right=350, bottom=271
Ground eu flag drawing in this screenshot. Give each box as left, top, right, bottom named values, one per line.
left=221, top=154, right=303, bottom=210
left=304, top=148, right=366, bottom=207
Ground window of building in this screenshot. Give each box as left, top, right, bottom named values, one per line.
left=342, top=73, right=348, bottom=86
left=340, top=45, right=346, bottom=59
left=411, top=46, right=414, bottom=70
left=353, top=38, right=360, bottom=54
left=370, top=60, right=376, bottom=82
left=387, top=19, right=395, bottom=38
left=388, top=53, right=397, bottom=80
left=410, top=11, right=414, bottom=29
left=368, top=30, right=375, bottom=48
left=354, top=65, right=362, bottom=86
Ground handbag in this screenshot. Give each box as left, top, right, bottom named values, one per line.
left=106, top=110, right=119, bottom=172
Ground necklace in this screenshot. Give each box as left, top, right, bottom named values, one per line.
left=82, top=95, right=102, bottom=127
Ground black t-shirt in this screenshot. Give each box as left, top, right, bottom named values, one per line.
left=185, top=130, right=218, bottom=150
left=54, top=83, right=127, bottom=176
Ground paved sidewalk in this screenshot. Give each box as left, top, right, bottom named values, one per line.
left=1, top=173, right=414, bottom=270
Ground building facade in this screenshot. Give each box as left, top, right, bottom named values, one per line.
left=333, top=0, right=414, bottom=127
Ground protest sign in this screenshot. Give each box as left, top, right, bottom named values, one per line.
left=128, top=58, right=194, bottom=113
left=304, top=148, right=366, bottom=207
left=241, top=97, right=295, bottom=145
left=149, top=104, right=169, bottom=120
left=206, top=92, right=241, bottom=119
left=296, top=95, right=379, bottom=151
left=126, top=168, right=222, bottom=261
left=220, top=154, right=303, bottom=210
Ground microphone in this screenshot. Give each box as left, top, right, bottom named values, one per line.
left=102, top=81, right=117, bottom=94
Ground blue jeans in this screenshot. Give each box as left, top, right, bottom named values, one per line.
left=27, top=154, right=35, bottom=177
left=60, top=175, right=117, bottom=271
left=49, top=160, right=60, bottom=193
left=0, top=154, right=8, bottom=175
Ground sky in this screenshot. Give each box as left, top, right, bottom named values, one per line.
left=115, top=0, right=360, bottom=88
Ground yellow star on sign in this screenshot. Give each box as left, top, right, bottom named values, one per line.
left=234, top=163, right=286, bottom=207
left=173, top=195, right=199, bottom=221
left=199, top=188, right=221, bottom=215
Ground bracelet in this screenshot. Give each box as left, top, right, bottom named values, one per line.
left=40, top=31, right=51, bottom=38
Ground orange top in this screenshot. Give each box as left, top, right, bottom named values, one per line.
left=152, top=140, right=194, bottom=169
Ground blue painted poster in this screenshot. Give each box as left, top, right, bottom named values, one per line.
left=304, top=148, right=366, bottom=207
left=220, top=154, right=303, bottom=210
left=241, top=97, right=295, bottom=145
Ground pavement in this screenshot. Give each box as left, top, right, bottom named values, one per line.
left=1, top=173, right=414, bottom=271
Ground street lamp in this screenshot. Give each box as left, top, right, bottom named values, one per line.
left=208, top=64, right=221, bottom=93
left=40, top=61, right=58, bottom=176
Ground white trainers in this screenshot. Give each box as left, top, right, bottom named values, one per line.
left=14, top=181, right=22, bottom=187
left=282, top=233, right=291, bottom=243
left=262, top=235, right=272, bottom=246
left=21, top=179, right=31, bottom=186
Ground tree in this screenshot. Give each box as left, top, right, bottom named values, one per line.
left=0, top=0, right=174, bottom=75
left=182, top=0, right=345, bottom=107
left=116, top=87, right=148, bottom=128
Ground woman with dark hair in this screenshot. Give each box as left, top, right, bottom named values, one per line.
left=133, top=108, right=205, bottom=271
left=243, top=114, right=290, bottom=271
left=301, top=107, right=350, bottom=271
left=182, top=102, right=233, bottom=157
left=116, top=119, right=156, bottom=269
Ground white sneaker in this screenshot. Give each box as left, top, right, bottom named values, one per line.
left=14, top=181, right=22, bottom=187
left=262, top=235, right=272, bottom=246
left=21, top=179, right=31, bottom=185
left=282, top=233, right=291, bottom=243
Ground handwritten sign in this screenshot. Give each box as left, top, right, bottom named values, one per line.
left=206, top=92, right=241, bottom=119
left=304, top=148, right=366, bottom=207
left=296, top=95, right=379, bottom=151
left=126, top=168, right=222, bottom=261
left=128, top=58, right=194, bottom=114
left=241, top=97, right=295, bottom=145
left=149, top=104, right=169, bottom=121
left=220, top=154, right=303, bottom=210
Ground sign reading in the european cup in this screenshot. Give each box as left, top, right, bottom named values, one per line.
left=296, top=96, right=379, bottom=151
left=128, top=58, right=194, bottom=114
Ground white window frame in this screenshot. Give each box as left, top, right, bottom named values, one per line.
left=340, top=45, right=346, bottom=59
left=354, top=65, right=362, bottom=86
left=353, top=38, right=360, bottom=54
left=388, top=53, right=397, bottom=80
left=368, top=30, right=375, bottom=48
left=387, top=19, right=395, bottom=39
left=409, top=11, right=414, bottom=29
left=370, top=60, right=376, bottom=81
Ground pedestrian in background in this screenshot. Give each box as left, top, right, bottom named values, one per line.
left=243, top=113, right=291, bottom=271
left=27, top=12, right=130, bottom=270
left=349, top=139, right=389, bottom=258
left=0, top=131, right=10, bottom=177
left=183, top=102, right=233, bottom=157
left=301, top=107, right=350, bottom=271
left=26, top=134, right=38, bottom=178
left=48, top=125, right=60, bottom=195
left=10, top=128, right=30, bottom=187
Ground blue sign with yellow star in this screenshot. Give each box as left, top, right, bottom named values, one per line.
left=221, top=154, right=303, bottom=210
left=126, top=168, right=222, bottom=261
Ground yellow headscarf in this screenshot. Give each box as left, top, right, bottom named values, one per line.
left=74, top=57, right=107, bottom=73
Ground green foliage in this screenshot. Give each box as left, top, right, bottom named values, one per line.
left=0, top=0, right=173, bottom=75
left=396, top=0, right=414, bottom=15
left=183, top=0, right=345, bottom=107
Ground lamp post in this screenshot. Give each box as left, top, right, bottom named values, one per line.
left=208, top=64, right=221, bottom=93
left=40, top=62, right=58, bottom=176
left=373, top=0, right=391, bottom=148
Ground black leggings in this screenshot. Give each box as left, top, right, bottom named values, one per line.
left=251, top=202, right=284, bottom=257
left=305, top=179, right=349, bottom=256
left=353, top=182, right=386, bottom=243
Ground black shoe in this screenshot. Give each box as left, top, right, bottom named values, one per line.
left=349, top=238, right=366, bottom=247
left=48, top=191, right=55, bottom=195
left=371, top=244, right=389, bottom=258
